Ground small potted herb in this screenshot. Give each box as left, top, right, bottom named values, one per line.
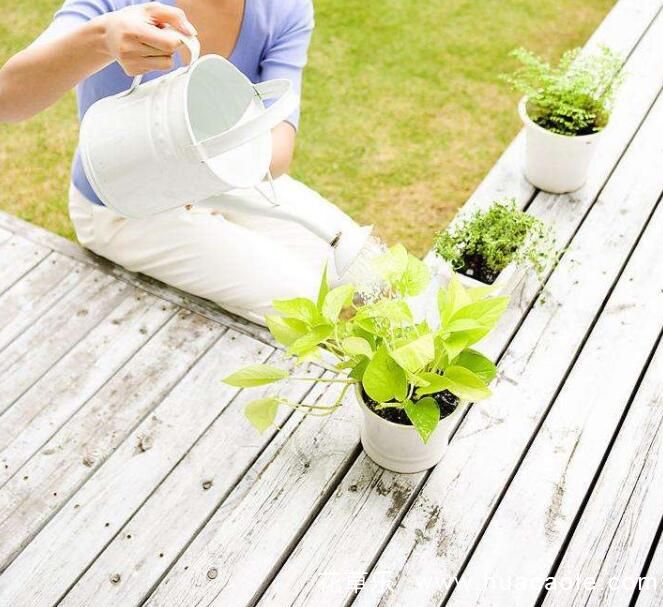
left=502, top=45, right=623, bottom=193
left=223, top=245, right=508, bottom=473
left=434, top=199, right=555, bottom=293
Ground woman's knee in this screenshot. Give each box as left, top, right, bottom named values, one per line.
left=220, top=260, right=321, bottom=324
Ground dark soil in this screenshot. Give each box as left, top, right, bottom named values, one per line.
left=457, top=253, right=500, bottom=285
left=363, top=389, right=459, bottom=426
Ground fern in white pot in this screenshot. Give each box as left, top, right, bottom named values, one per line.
left=503, top=46, right=623, bottom=193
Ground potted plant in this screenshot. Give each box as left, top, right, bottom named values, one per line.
left=502, top=45, right=623, bottom=193
left=223, top=245, right=508, bottom=473
left=433, top=199, right=555, bottom=294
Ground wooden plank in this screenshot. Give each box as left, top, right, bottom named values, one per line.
left=258, top=8, right=663, bottom=604
left=258, top=452, right=423, bottom=606
left=542, top=339, right=663, bottom=607
left=353, top=57, right=663, bottom=607
left=0, top=270, right=130, bottom=415
left=0, top=253, right=89, bottom=351
left=442, top=191, right=663, bottom=607
left=0, top=210, right=274, bottom=346
left=0, top=293, right=176, bottom=485
left=0, top=226, right=11, bottom=245
left=636, top=536, right=663, bottom=607
left=0, top=329, right=276, bottom=607
left=59, top=351, right=323, bottom=607
left=141, top=378, right=360, bottom=607
left=0, top=235, right=50, bottom=294
left=0, top=310, right=222, bottom=573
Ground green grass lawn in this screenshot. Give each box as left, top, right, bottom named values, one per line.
left=1, top=0, right=615, bottom=255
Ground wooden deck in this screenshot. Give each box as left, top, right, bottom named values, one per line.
left=1, top=1, right=663, bottom=605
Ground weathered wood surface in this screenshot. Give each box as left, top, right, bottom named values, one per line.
left=543, top=335, right=663, bottom=607
left=0, top=310, right=221, bottom=572
left=0, top=0, right=662, bottom=605
left=0, top=236, right=50, bottom=294
left=145, top=378, right=361, bottom=607
left=636, top=535, right=663, bottom=607
left=60, top=352, right=323, bottom=607
left=443, top=176, right=663, bottom=607
left=0, top=253, right=88, bottom=351
left=0, top=291, right=175, bottom=485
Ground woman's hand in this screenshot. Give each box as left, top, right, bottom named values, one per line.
left=101, top=2, right=197, bottom=76
left=0, top=2, right=196, bottom=122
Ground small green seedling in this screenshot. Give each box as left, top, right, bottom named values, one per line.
left=435, top=199, right=556, bottom=284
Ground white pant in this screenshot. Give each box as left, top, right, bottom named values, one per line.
left=68, top=176, right=358, bottom=325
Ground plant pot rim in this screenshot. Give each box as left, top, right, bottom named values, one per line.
left=355, top=384, right=459, bottom=431
left=518, top=97, right=605, bottom=141
left=431, top=254, right=522, bottom=296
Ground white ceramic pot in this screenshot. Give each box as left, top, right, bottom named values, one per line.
left=356, top=387, right=465, bottom=473
left=519, top=97, right=603, bottom=194
left=431, top=255, right=522, bottom=296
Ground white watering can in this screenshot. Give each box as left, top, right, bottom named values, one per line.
left=79, top=32, right=372, bottom=275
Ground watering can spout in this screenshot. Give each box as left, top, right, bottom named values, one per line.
left=197, top=190, right=374, bottom=281
left=331, top=225, right=375, bottom=277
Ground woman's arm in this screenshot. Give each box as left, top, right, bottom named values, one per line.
left=0, top=2, right=196, bottom=123
left=261, top=1, right=315, bottom=177
left=270, top=122, right=296, bottom=177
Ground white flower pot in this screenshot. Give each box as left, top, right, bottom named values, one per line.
left=356, top=387, right=465, bottom=473
left=519, top=97, right=603, bottom=194
left=431, top=254, right=523, bottom=297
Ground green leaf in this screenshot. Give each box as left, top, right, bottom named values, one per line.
left=317, top=264, right=330, bottom=310
left=245, top=397, right=281, bottom=432
left=341, top=336, right=374, bottom=358
left=414, top=371, right=449, bottom=397
left=389, top=334, right=435, bottom=373
left=452, top=296, right=510, bottom=327
left=372, top=243, right=408, bottom=282
left=397, top=254, right=431, bottom=297
left=445, top=318, right=484, bottom=333
left=406, top=370, right=431, bottom=388
left=454, top=349, right=497, bottom=383
left=272, top=297, right=320, bottom=325
left=322, top=284, right=355, bottom=322
left=223, top=364, right=289, bottom=388
left=440, top=333, right=470, bottom=361
left=287, top=324, right=334, bottom=357
left=363, top=346, right=407, bottom=403
left=404, top=397, right=440, bottom=443
left=445, top=274, right=472, bottom=320
left=357, top=299, right=413, bottom=324
left=442, top=365, right=492, bottom=401
left=349, top=357, right=370, bottom=381
left=467, top=284, right=497, bottom=302
left=265, top=315, right=307, bottom=347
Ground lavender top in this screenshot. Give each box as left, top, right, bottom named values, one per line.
left=45, top=0, right=314, bottom=205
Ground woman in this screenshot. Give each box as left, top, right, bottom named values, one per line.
left=0, top=0, right=356, bottom=324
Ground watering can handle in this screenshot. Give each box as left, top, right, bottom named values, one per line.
left=122, top=32, right=201, bottom=96
left=190, top=78, right=299, bottom=160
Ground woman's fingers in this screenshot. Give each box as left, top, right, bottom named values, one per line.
left=136, top=41, right=174, bottom=58
left=144, top=2, right=197, bottom=36
left=122, top=54, right=174, bottom=76
left=135, top=23, right=185, bottom=54
left=139, top=55, right=175, bottom=70
left=102, top=2, right=197, bottom=77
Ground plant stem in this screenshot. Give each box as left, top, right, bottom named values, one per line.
left=289, top=376, right=358, bottom=384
